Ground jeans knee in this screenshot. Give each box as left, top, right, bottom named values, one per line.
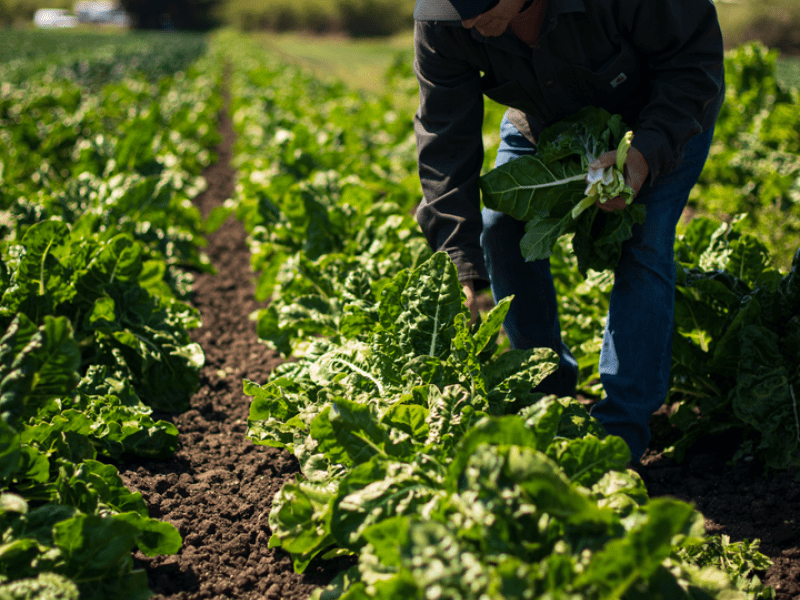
left=480, top=208, right=513, bottom=251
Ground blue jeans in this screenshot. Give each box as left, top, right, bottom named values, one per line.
left=481, top=116, right=714, bottom=462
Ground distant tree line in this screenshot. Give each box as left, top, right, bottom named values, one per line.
left=224, top=0, right=415, bottom=38
left=118, top=0, right=223, bottom=30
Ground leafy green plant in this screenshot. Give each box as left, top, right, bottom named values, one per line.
left=0, top=34, right=222, bottom=595
left=679, top=535, right=774, bottom=599
left=243, top=250, right=762, bottom=599
left=669, top=216, right=800, bottom=468
left=479, top=106, right=645, bottom=276
left=1, top=221, right=204, bottom=413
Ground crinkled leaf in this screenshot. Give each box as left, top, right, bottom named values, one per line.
left=546, top=434, right=630, bottom=487
left=0, top=315, right=80, bottom=426
left=268, top=478, right=338, bottom=574
left=573, top=498, right=696, bottom=595
left=331, top=458, right=441, bottom=551
left=378, top=252, right=464, bottom=359
left=112, top=512, right=182, bottom=557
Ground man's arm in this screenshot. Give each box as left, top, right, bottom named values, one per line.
left=618, top=0, right=725, bottom=183
left=414, top=21, right=490, bottom=290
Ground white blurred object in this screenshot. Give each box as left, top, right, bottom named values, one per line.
left=33, top=9, right=79, bottom=28
left=73, top=1, right=131, bottom=26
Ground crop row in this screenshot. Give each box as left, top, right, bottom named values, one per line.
left=218, top=31, right=784, bottom=599
left=0, top=35, right=220, bottom=598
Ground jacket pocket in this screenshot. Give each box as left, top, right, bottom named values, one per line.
left=573, top=39, right=641, bottom=101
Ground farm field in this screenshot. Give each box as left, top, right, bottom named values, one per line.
left=1, top=27, right=799, bottom=600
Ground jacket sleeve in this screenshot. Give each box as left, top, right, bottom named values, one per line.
left=620, top=0, right=725, bottom=182
left=414, top=21, right=490, bottom=288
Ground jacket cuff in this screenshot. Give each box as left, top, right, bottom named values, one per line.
left=449, top=249, right=491, bottom=291
left=631, top=129, right=672, bottom=186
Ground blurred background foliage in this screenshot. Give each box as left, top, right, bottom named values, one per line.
left=1, top=0, right=798, bottom=47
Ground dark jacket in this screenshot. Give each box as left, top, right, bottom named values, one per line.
left=413, top=0, right=725, bottom=287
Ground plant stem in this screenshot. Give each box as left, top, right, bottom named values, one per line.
left=509, top=173, right=586, bottom=191
left=790, top=384, right=799, bottom=443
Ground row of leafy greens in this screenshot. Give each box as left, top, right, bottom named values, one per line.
left=247, top=252, right=772, bottom=600
left=691, top=42, right=800, bottom=271
left=0, top=39, right=222, bottom=599
left=220, top=32, right=775, bottom=600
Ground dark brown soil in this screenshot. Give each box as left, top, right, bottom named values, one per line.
left=118, top=92, right=800, bottom=599
left=638, top=412, right=800, bottom=599
left=117, top=97, right=351, bottom=600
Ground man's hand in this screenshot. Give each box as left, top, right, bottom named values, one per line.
left=462, top=280, right=480, bottom=326
left=589, top=144, right=650, bottom=212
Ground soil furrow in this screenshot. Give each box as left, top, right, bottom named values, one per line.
left=118, top=86, right=349, bottom=600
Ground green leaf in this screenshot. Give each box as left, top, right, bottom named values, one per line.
left=112, top=512, right=182, bottom=557
left=547, top=434, right=630, bottom=487
left=268, top=479, right=338, bottom=574
left=330, top=458, right=441, bottom=551
left=520, top=216, right=571, bottom=262
left=74, top=234, right=143, bottom=301
left=424, top=385, right=482, bottom=453
left=379, top=252, right=464, bottom=359
left=471, top=296, right=512, bottom=356
left=4, top=221, right=72, bottom=321
left=381, top=403, right=429, bottom=442
left=446, top=416, right=538, bottom=492
left=311, top=397, right=412, bottom=467
left=732, top=324, right=800, bottom=468
left=52, top=514, right=140, bottom=581
left=0, top=315, right=80, bottom=426
left=573, top=498, right=696, bottom=596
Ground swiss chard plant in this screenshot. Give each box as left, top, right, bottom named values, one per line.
left=669, top=216, right=800, bottom=468
left=244, top=251, right=770, bottom=599
left=479, top=106, right=646, bottom=276
left=0, top=314, right=181, bottom=600
left=0, top=221, right=204, bottom=414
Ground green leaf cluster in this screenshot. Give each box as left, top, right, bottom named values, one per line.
left=691, top=41, right=800, bottom=270
left=243, top=250, right=762, bottom=599
left=247, top=252, right=562, bottom=568
left=1, top=221, right=203, bottom=414
left=479, top=106, right=645, bottom=276
left=670, top=217, right=800, bottom=468
left=0, top=493, right=179, bottom=600
left=0, top=315, right=181, bottom=598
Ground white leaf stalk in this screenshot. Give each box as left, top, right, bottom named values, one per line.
left=571, top=131, right=635, bottom=220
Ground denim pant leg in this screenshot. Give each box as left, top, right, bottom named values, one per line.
left=480, top=116, right=579, bottom=397
left=590, top=128, right=714, bottom=462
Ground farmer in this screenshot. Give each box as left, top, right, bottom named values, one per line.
left=412, top=0, right=725, bottom=462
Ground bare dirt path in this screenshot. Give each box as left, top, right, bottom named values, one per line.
left=117, top=92, right=349, bottom=600
left=639, top=414, right=800, bottom=599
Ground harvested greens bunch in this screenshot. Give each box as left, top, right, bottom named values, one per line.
left=479, top=106, right=646, bottom=276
